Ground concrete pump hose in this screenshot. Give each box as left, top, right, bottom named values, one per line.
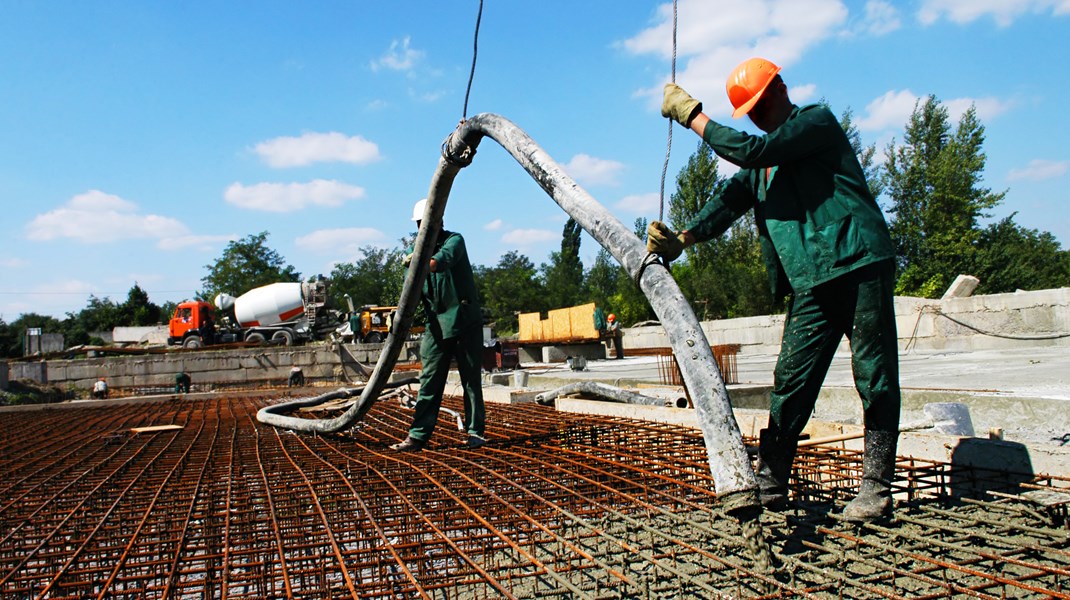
left=257, top=113, right=758, bottom=512
left=535, top=381, right=687, bottom=408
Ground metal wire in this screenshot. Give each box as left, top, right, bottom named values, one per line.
left=658, top=0, right=679, bottom=222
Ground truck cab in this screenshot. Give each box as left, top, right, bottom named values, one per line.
left=168, top=300, right=216, bottom=349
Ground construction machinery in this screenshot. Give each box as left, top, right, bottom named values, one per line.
left=167, top=277, right=347, bottom=348
left=348, top=305, right=424, bottom=344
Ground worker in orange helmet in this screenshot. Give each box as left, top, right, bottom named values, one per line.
left=606, top=314, right=624, bottom=359
left=649, top=58, right=900, bottom=522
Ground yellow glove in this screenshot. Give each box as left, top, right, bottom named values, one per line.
left=646, top=221, right=688, bottom=261
left=661, top=83, right=702, bottom=127
left=402, top=252, right=414, bottom=267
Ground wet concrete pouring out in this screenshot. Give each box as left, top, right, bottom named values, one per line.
left=2, top=393, right=1068, bottom=599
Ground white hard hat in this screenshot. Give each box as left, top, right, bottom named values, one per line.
left=411, top=198, right=427, bottom=222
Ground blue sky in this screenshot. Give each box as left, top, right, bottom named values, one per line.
left=2, top=0, right=1068, bottom=319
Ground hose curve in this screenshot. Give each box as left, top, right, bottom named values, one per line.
left=257, top=113, right=757, bottom=503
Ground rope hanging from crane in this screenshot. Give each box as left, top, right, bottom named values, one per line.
left=461, top=0, right=484, bottom=121
left=658, top=0, right=679, bottom=222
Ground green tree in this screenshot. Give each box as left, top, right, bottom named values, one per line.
left=602, top=218, right=654, bottom=325
left=476, top=251, right=545, bottom=335
left=200, top=232, right=301, bottom=301
left=64, top=296, right=122, bottom=345
left=882, top=96, right=1005, bottom=297
left=839, top=107, right=884, bottom=199
left=329, top=246, right=406, bottom=310
left=120, top=283, right=163, bottom=326
left=667, top=142, right=776, bottom=319
left=974, top=216, right=1070, bottom=293
left=540, top=218, right=585, bottom=309
left=584, top=248, right=624, bottom=309
left=6, top=313, right=64, bottom=356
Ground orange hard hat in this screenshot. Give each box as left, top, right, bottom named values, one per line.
left=726, top=57, right=782, bottom=118
left=607, top=314, right=616, bottom=322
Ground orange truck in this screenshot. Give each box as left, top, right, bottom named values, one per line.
left=168, top=278, right=346, bottom=349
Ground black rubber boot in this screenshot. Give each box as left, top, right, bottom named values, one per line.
left=843, top=430, right=898, bottom=522
left=755, top=428, right=797, bottom=511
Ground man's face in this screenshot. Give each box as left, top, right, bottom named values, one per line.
left=747, top=82, right=782, bottom=133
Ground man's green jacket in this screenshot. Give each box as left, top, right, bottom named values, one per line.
left=685, top=104, right=894, bottom=297
left=416, top=230, right=482, bottom=340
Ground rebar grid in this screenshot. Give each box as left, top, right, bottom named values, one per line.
left=2, top=395, right=1068, bottom=599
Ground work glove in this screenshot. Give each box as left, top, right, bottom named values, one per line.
left=646, top=221, right=688, bottom=261
left=661, top=83, right=702, bottom=127
left=402, top=252, right=414, bottom=267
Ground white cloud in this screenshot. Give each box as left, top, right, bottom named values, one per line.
left=615, top=193, right=661, bottom=215
left=857, top=90, right=920, bottom=131
left=918, top=0, right=1070, bottom=27
left=623, top=0, right=849, bottom=115
left=224, top=179, right=366, bottom=212
left=295, top=228, right=388, bottom=254
left=26, top=190, right=190, bottom=244
left=501, top=228, right=558, bottom=246
left=564, top=154, right=626, bottom=187
left=864, top=0, right=902, bottom=34
left=789, top=83, right=818, bottom=104
left=944, top=96, right=1015, bottom=123
left=253, top=132, right=381, bottom=168
left=0, top=257, right=27, bottom=268
left=370, top=36, right=424, bottom=72
left=1007, top=159, right=1070, bottom=181
left=483, top=219, right=503, bottom=231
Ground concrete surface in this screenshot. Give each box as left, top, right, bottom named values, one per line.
left=499, top=344, right=1070, bottom=451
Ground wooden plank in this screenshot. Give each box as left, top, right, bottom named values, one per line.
left=518, top=312, right=542, bottom=342
left=130, top=424, right=183, bottom=434
left=550, top=307, right=571, bottom=340
left=570, top=303, right=598, bottom=340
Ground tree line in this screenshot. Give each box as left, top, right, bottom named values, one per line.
left=2, top=95, right=1067, bottom=357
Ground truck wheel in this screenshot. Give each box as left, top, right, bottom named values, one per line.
left=246, top=332, right=267, bottom=344
left=364, top=332, right=382, bottom=344
left=182, top=336, right=203, bottom=349
left=272, top=330, right=294, bottom=346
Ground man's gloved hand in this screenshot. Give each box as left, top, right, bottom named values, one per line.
left=402, top=252, right=414, bottom=267
left=646, top=221, right=688, bottom=261
left=662, top=83, right=702, bottom=127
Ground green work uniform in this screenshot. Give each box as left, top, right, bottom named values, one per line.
left=175, top=372, right=191, bottom=394
left=407, top=230, right=485, bottom=442
left=686, top=104, right=900, bottom=435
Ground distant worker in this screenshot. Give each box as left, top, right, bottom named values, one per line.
left=288, top=366, right=305, bottom=387
left=92, top=377, right=109, bottom=399
left=606, top=314, right=624, bottom=360
left=391, top=198, right=487, bottom=452
left=651, top=57, right=900, bottom=521
left=175, top=371, right=192, bottom=394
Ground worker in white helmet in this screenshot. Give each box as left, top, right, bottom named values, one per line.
left=391, top=199, right=487, bottom=452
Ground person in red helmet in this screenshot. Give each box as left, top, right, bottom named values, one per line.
left=606, top=313, right=624, bottom=359
left=649, top=57, right=900, bottom=522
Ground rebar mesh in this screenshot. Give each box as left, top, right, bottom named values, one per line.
left=2, top=395, right=1068, bottom=599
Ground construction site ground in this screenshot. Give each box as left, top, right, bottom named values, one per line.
left=2, top=345, right=1069, bottom=598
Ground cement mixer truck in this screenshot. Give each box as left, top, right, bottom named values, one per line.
left=167, top=277, right=348, bottom=349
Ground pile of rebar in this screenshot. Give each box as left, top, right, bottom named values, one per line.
left=2, top=394, right=1068, bottom=599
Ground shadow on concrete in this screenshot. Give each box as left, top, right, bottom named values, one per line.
left=949, top=437, right=1035, bottom=499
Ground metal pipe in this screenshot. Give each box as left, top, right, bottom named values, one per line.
left=535, top=381, right=687, bottom=408
left=257, top=113, right=757, bottom=510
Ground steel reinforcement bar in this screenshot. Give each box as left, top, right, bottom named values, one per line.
left=2, top=395, right=1069, bottom=598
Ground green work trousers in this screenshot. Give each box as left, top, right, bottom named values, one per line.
left=767, top=260, right=901, bottom=441
left=409, top=324, right=486, bottom=442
